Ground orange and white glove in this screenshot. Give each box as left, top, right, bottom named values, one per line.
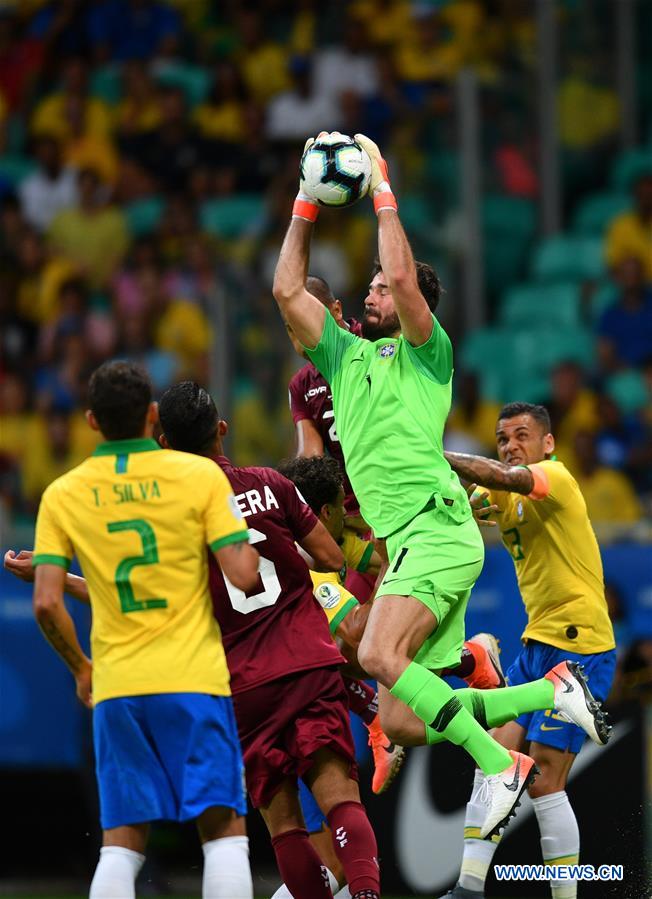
left=354, top=132, right=397, bottom=214
left=293, top=136, right=320, bottom=223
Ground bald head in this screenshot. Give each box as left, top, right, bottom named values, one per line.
left=306, top=275, right=336, bottom=308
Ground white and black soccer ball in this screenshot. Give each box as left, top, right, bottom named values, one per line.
left=300, top=133, right=372, bottom=207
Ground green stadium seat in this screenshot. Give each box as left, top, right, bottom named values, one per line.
left=200, top=195, right=265, bottom=238
left=531, top=236, right=605, bottom=282
left=0, top=155, right=36, bottom=186
left=425, top=153, right=459, bottom=206
left=154, top=63, right=210, bottom=107
left=590, top=281, right=618, bottom=321
left=571, top=192, right=631, bottom=235
left=610, top=148, right=652, bottom=191
left=90, top=66, right=123, bottom=104
left=533, top=327, right=595, bottom=369
left=400, top=194, right=436, bottom=236
left=606, top=369, right=649, bottom=414
left=499, top=282, right=581, bottom=328
left=482, top=194, right=536, bottom=236
left=125, top=196, right=165, bottom=236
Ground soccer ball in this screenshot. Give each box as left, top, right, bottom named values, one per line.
left=300, top=133, right=372, bottom=207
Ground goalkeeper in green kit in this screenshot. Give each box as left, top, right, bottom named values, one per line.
left=273, top=132, right=608, bottom=840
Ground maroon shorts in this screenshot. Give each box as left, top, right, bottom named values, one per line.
left=232, top=666, right=358, bottom=809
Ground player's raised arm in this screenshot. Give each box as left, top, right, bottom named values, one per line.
left=298, top=518, right=345, bottom=574
left=272, top=138, right=327, bottom=349
left=356, top=133, right=433, bottom=347
left=445, top=450, right=535, bottom=495
left=33, top=564, right=93, bottom=707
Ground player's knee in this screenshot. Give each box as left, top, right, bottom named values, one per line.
left=357, top=638, right=394, bottom=686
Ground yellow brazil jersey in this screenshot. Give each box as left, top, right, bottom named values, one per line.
left=33, top=438, right=248, bottom=704
left=488, top=459, right=615, bottom=653
left=309, top=527, right=373, bottom=634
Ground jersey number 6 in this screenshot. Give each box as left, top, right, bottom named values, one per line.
left=224, top=527, right=282, bottom=614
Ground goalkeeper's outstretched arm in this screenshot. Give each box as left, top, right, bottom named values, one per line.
left=273, top=216, right=325, bottom=349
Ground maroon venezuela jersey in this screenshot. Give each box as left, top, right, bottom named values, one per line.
left=208, top=456, right=344, bottom=694
left=288, top=318, right=362, bottom=515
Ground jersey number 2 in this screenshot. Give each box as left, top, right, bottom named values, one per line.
left=107, top=519, right=168, bottom=613
left=224, top=527, right=281, bottom=614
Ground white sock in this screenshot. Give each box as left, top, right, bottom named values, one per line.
left=89, top=845, right=145, bottom=899
left=458, top=769, right=502, bottom=891
left=202, top=835, right=253, bottom=899
left=270, top=866, right=341, bottom=899
left=533, top=791, right=579, bottom=899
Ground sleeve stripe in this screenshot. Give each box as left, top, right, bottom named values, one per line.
left=32, top=554, right=71, bottom=570
left=357, top=542, right=375, bottom=573
left=209, top=530, right=250, bottom=552
left=329, top=598, right=359, bottom=635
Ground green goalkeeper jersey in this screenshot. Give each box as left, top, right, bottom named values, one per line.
left=305, top=311, right=471, bottom=537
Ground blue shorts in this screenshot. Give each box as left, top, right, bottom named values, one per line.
left=506, top=641, right=617, bottom=754
left=299, top=777, right=326, bottom=834
left=94, top=693, right=246, bottom=829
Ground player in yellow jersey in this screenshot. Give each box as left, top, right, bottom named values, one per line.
left=439, top=402, right=617, bottom=899
left=14, top=361, right=260, bottom=899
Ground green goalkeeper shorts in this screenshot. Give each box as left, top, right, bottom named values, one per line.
left=375, top=496, right=485, bottom=670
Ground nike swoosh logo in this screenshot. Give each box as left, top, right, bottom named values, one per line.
left=350, top=356, right=365, bottom=364
left=503, top=757, right=521, bottom=792
left=557, top=674, right=574, bottom=694
left=540, top=724, right=564, bottom=731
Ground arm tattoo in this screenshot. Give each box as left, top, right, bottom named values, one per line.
left=39, top=619, right=86, bottom=673
left=445, top=451, right=534, bottom=494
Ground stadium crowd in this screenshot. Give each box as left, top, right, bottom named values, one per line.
left=0, top=0, right=650, bottom=528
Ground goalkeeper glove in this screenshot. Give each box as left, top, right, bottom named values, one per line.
left=354, top=133, right=397, bottom=214
left=293, top=136, right=320, bottom=222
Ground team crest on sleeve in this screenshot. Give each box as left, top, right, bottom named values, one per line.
left=378, top=343, right=396, bottom=358
left=314, top=582, right=341, bottom=609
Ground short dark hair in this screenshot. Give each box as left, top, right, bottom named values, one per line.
left=370, top=259, right=443, bottom=312
left=277, top=455, right=343, bottom=514
left=498, top=402, right=551, bottom=433
left=159, top=381, right=219, bottom=455
left=88, top=361, right=152, bottom=440
left=306, top=274, right=336, bottom=307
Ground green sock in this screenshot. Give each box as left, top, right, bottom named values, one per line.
left=391, top=661, right=512, bottom=775
left=425, top=678, right=555, bottom=745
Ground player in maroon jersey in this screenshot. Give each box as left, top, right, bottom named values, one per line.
left=158, top=382, right=382, bottom=899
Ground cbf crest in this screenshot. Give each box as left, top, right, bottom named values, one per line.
left=378, top=343, right=396, bottom=358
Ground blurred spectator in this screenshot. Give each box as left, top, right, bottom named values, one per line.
left=350, top=0, right=412, bottom=51
left=604, top=171, right=652, bottom=283
left=116, top=309, right=178, bottom=393
left=48, top=168, right=129, bottom=289
left=34, top=329, right=90, bottom=413
left=597, top=257, right=652, bottom=371
left=394, top=11, right=464, bottom=88
left=266, top=56, right=340, bottom=141
left=194, top=60, right=247, bottom=143
left=87, top=0, right=182, bottom=63
left=558, top=61, right=619, bottom=152
left=547, top=361, right=598, bottom=471
left=0, top=10, right=43, bottom=114
left=27, top=1, right=92, bottom=60
left=31, top=56, right=112, bottom=144
left=114, top=62, right=162, bottom=137
left=122, top=86, right=206, bottom=192
left=0, top=372, right=35, bottom=462
left=313, top=17, right=380, bottom=103
left=18, top=135, right=79, bottom=232
left=573, top=430, right=642, bottom=524
left=0, top=275, right=38, bottom=375
left=445, top=371, right=501, bottom=455
left=235, top=10, right=289, bottom=103
left=20, top=409, right=90, bottom=508
left=16, top=227, right=77, bottom=324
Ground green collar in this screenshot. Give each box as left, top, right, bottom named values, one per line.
left=93, top=438, right=161, bottom=456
